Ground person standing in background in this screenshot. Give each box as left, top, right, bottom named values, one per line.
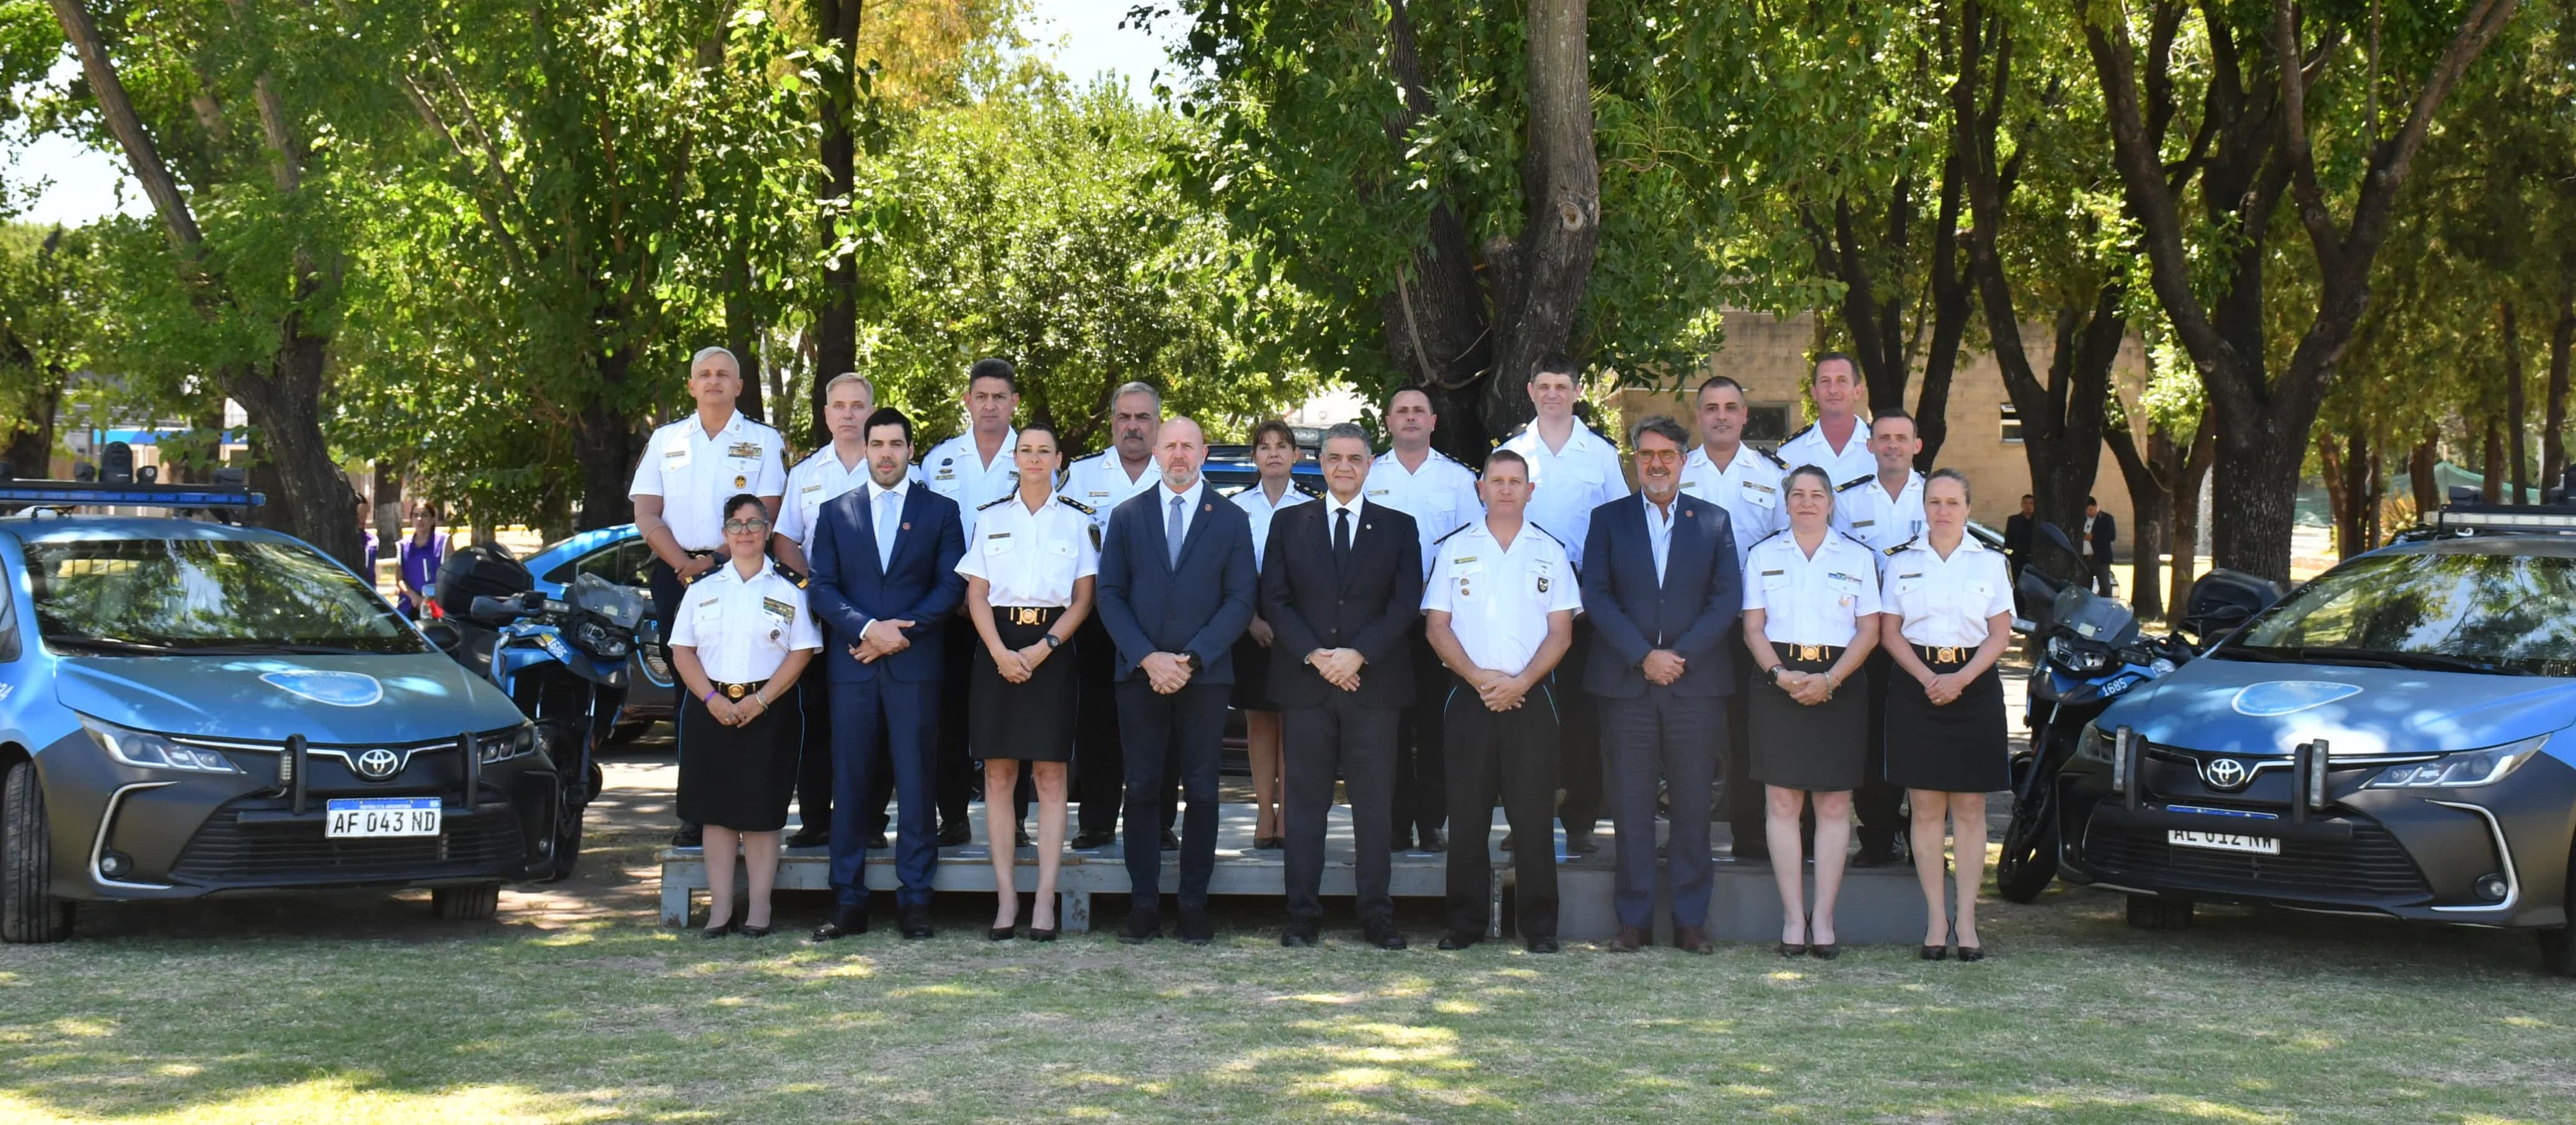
left=1678, top=375, right=1788, bottom=862
left=1367, top=388, right=1483, bottom=855
left=919, top=359, right=1026, bottom=847
left=1230, top=420, right=1314, bottom=850
left=393, top=504, right=445, bottom=621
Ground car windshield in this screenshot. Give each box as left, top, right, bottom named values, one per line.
left=2225, top=550, right=2576, bottom=677
left=24, top=538, right=427, bottom=655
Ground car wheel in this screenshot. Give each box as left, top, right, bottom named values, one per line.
left=2, top=759, right=75, bottom=944
left=2125, top=893, right=2193, bottom=931
left=1996, top=787, right=2059, bottom=904
left=431, top=883, right=501, bottom=921
left=2541, top=845, right=2576, bottom=976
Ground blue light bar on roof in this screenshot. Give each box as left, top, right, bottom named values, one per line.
left=0, top=482, right=264, bottom=508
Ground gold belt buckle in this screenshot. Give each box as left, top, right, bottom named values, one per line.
left=1010, top=607, right=1039, bottom=626
left=725, top=683, right=746, bottom=700
left=1798, top=644, right=1823, bottom=663
left=1936, top=646, right=1961, bottom=663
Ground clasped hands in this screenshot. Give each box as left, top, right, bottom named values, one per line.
left=990, top=636, right=1055, bottom=684
left=705, top=692, right=767, bottom=727
left=1917, top=669, right=1968, bottom=706
left=848, top=618, right=915, bottom=664
left=1464, top=667, right=1532, bottom=712
left=1306, top=648, right=1365, bottom=691
left=1640, top=649, right=1686, bottom=686
left=1776, top=667, right=1836, bottom=706
left=1140, top=651, right=1195, bottom=694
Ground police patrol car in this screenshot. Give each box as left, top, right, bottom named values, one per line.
left=0, top=473, right=556, bottom=941
left=2055, top=500, right=2576, bottom=974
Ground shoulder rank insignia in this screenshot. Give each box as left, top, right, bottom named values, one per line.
left=1757, top=445, right=1790, bottom=469
left=1781, top=421, right=1816, bottom=442
left=1525, top=523, right=1565, bottom=548
left=977, top=494, right=1015, bottom=511
left=1055, top=494, right=1095, bottom=515
left=1838, top=531, right=1874, bottom=549
left=770, top=562, right=810, bottom=588
left=1431, top=521, right=1476, bottom=545
left=1748, top=528, right=1786, bottom=549
left=1838, top=474, right=1873, bottom=493
left=1292, top=480, right=1324, bottom=498
left=1884, top=536, right=1919, bottom=557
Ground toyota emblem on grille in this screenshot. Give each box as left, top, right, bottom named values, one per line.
left=2201, top=757, right=2251, bottom=790
left=354, top=749, right=400, bottom=780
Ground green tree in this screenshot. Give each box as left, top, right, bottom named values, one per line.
left=0, top=222, right=99, bottom=475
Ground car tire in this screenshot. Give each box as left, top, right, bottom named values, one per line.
left=1996, top=787, right=2059, bottom=904
left=2541, top=845, right=2576, bottom=976
left=2124, top=893, right=2193, bottom=931
left=2, top=759, right=75, bottom=944
left=431, top=883, right=501, bottom=921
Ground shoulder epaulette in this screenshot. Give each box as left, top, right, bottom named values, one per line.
left=1292, top=480, right=1323, bottom=498
left=1838, top=474, right=1873, bottom=493
left=1054, top=494, right=1095, bottom=516
left=1432, top=449, right=1467, bottom=467
left=1838, top=531, right=1874, bottom=549
left=1884, top=535, right=1919, bottom=557
left=1525, top=523, right=1565, bottom=548
left=1782, top=421, right=1815, bottom=443
left=771, top=562, right=810, bottom=588
left=977, top=494, right=1015, bottom=511
left=1748, top=528, right=1787, bottom=549
left=1757, top=445, right=1790, bottom=469
left=1431, top=521, right=1476, bottom=545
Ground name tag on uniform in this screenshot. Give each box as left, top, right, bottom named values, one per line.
left=1366, top=488, right=1390, bottom=497
left=986, top=531, right=1014, bottom=553
left=800, top=483, right=821, bottom=494
left=1761, top=569, right=1784, bottom=576
left=1852, top=519, right=1875, bottom=528
left=1087, top=491, right=1109, bottom=498
left=664, top=446, right=692, bottom=471
left=1899, top=572, right=1922, bottom=580
left=761, top=597, right=793, bottom=621
left=727, top=441, right=761, bottom=459
left=1744, top=481, right=1775, bottom=494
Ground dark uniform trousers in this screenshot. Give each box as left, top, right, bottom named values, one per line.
left=1115, top=680, right=1228, bottom=907
left=795, top=677, right=833, bottom=835
left=647, top=556, right=707, bottom=832
left=1602, top=687, right=1720, bottom=930
left=1283, top=694, right=1400, bottom=927
left=1074, top=615, right=1178, bottom=839
left=1555, top=622, right=1604, bottom=835
left=1857, top=647, right=1909, bottom=853
left=1721, top=623, right=1764, bottom=852
left=1391, top=623, right=1449, bottom=844
left=1444, top=677, right=1561, bottom=940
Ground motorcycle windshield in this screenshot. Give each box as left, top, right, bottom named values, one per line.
left=2047, top=584, right=2140, bottom=646
left=568, top=572, right=644, bottom=631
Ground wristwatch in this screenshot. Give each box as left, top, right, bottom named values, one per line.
left=1765, top=664, right=1787, bottom=682
left=1183, top=651, right=1203, bottom=674
left=1042, top=633, right=1062, bottom=650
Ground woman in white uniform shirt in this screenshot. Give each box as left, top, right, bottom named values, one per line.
left=1230, top=420, right=1313, bottom=850
left=1878, top=469, right=2013, bottom=961
left=956, top=423, right=1097, bottom=941
left=668, top=493, right=822, bottom=938
left=1740, top=465, right=1882, bottom=960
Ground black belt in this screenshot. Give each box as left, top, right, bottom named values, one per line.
left=1777, top=643, right=1844, bottom=666
left=994, top=606, right=1064, bottom=627
left=708, top=678, right=770, bottom=701
left=1913, top=644, right=1976, bottom=666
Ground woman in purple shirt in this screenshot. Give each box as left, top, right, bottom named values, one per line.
left=395, top=504, right=446, bottom=619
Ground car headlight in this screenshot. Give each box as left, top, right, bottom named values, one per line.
left=2366, top=734, right=2549, bottom=789
left=79, top=716, right=242, bottom=774
left=2072, top=722, right=2111, bottom=764
left=2048, top=635, right=2111, bottom=674
left=478, top=725, right=539, bottom=764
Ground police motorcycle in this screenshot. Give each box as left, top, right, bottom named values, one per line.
left=421, top=544, right=646, bottom=881
left=1994, top=523, right=2280, bottom=902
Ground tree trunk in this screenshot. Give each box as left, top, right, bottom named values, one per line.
left=2482, top=416, right=2504, bottom=503
left=2164, top=419, right=2214, bottom=627
left=2409, top=430, right=2439, bottom=519
left=1374, top=0, right=1497, bottom=463
left=809, top=0, right=863, bottom=447
left=4, top=376, right=61, bottom=478
left=2503, top=299, right=2529, bottom=503
left=2129, top=464, right=2170, bottom=620
left=725, top=243, right=765, bottom=425
left=2547, top=280, right=2571, bottom=493
left=2364, top=443, right=2384, bottom=548
left=1477, top=0, right=1599, bottom=441
left=372, top=461, right=404, bottom=548
left=574, top=346, right=641, bottom=531
left=2338, top=431, right=2369, bottom=556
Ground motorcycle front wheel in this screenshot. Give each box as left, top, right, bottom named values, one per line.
left=1996, top=782, right=2059, bottom=903
left=536, top=719, right=588, bottom=883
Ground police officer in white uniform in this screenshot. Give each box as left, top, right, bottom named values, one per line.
left=1834, top=410, right=1927, bottom=866
left=1367, top=387, right=1483, bottom=853
left=1678, top=374, right=1790, bottom=860
left=919, top=359, right=1026, bottom=846
left=1423, top=449, right=1582, bottom=953
left=1496, top=355, right=1626, bottom=853
left=1058, top=381, right=1178, bottom=849
left=1775, top=352, right=1878, bottom=488
left=1230, top=420, right=1314, bottom=850
left=630, top=345, right=788, bottom=847
left=770, top=372, right=879, bottom=848
left=1740, top=464, right=1883, bottom=960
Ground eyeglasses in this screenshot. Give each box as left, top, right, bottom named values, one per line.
left=723, top=518, right=770, bottom=533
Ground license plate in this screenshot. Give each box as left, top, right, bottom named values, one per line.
left=325, top=797, right=442, bottom=838
left=2168, top=828, right=2280, bottom=855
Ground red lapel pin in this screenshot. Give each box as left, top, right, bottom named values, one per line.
left=902, top=523, right=911, bottom=531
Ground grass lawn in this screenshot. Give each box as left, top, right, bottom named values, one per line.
left=5, top=750, right=2571, bottom=1124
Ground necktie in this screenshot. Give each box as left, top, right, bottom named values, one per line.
left=1167, top=494, right=1186, bottom=569
left=1333, top=506, right=1352, bottom=576
left=875, top=489, right=899, bottom=571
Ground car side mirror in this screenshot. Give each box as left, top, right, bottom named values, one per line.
left=419, top=619, right=465, bottom=654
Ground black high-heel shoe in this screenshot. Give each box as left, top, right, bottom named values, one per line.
left=988, top=923, right=1019, bottom=941
left=1920, top=941, right=1948, bottom=960
left=1956, top=936, right=1985, bottom=962
left=740, top=923, right=773, bottom=939
left=1777, top=917, right=1809, bottom=958
left=700, top=920, right=735, bottom=940
left=1808, top=919, right=1839, bottom=960
left=1027, top=925, right=1058, bottom=943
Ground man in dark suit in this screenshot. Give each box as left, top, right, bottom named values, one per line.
left=2082, top=497, right=2118, bottom=596
left=1260, top=423, right=1424, bottom=950
left=1579, top=416, right=1742, bottom=954
left=805, top=407, right=966, bottom=941
left=1095, top=416, right=1258, bottom=945
left=2004, top=494, right=2035, bottom=579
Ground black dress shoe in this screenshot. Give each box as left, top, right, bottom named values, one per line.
left=1281, top=925, right=1320, bottom=948
left=672, top=824, right=703, bottom=848
left=1070, top=828, right=1115, bottom=850
left=1850, top=845, right=1904, bottom=868
left=937, top=821, right=974, bottom=847
left=1436, top=931, right=1481, bottom=951
left=1160, top=828, right=1182, bottom=852
left=1119, top=910, right=1160, bottom=944
left=1609, top=926, right=1647, bottom=953
left=785, top=828, right=830, bottom=849
left=1364, top=922, right=1407, bottom=951
left=1015, top=827, right=1034, bottom=848
left=1674, top=925, right=1715, bottom=955
left=811, top=906, right=870, bottom=941
left=1564, top=829, right=1599, bottom=855
left=1390, top=830, right=1415, bottom=852
left=1498, top=832, right=1515, bottom=852
left=1810, top=941, right=1840, bottom=960
left=1416, top=827, right=1446, bottom=853
left=1255, top=835, right=1283, bottom=850
left=898, top=906, right=934, bottom=940
left=700, top=922, right=733, bottom=940
left=1176, top=903, right=1214, bottom=945
left=1525, top=936, right=1561, bottom=954
left=867, top=832, right=889, bottom=850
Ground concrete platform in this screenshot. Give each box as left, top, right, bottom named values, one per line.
left=659, top=803, right=1940, bottom=944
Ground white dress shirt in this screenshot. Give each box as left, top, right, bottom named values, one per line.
left=955, top=493, right=1100, bottom=607
left=776, top=445, right=871, bottom=548
left=1498, top=421, right=1628, bottom=569
left=628, top=411, right=788, bottom=551
left=1776, top=415, right=1878, bottom=487
left=1155, top=478, right=1208, bottom=547
left=1229, top=479, right=1314, bottom=571
left=1366, top=448, right=1484, bottom=578
left=667, top=558, right=823, bottom=683
left=1423, top=518, right=1584, bottom=676
left=1881, top=533, right=2014, bottom=648
left=921, top=429, right=1020, bottom=543
left=1642, top=493, right=1678, bottom=584
left=1834, top=469, right=1926, bottom=557
left=1679, top=442, right=1788, bottom=567
left=1742, top=529, right=1884, bottom=648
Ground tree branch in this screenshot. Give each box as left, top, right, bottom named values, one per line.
left=48, top=0, right=204, bottom=252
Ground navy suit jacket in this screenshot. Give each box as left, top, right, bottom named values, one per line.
left=1258, top=499, right=1421, bottom=710
left=806, top=484, right=966, bottom=683
left=1095, top=482, right=1256, bottom=684
left=1579, top=493, right=1742, bottom=699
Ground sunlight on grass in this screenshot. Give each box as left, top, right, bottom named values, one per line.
left=1431, top=1000, right=1481, bottom=1014
left=48, top=1019, right=114, bottom=1039
left=1276, top=992, right=1364, bottom=1005
left=0, top=1077, right=609, bottom=1125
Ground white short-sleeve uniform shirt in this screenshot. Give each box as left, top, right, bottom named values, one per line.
left=1834, top=469, right=1926, bottom=558
left=1741, top=530, right=1884, bottom=649
left=1230, top=480, right=1315, bottom=571
left=776, top=446, right=869, bottom=549
left=1776, top=417, right=1878, bottom=488
left=1881, top=533, right=2014, bottom=649
left=1061, top=451, right=1162, bottom=546
left=1679, top=443, right=1789, bottom=568
left=954, top=494, right=1102, bottom=607
left=921, top=430, right=1021, bottom=544
left=1422, top=519, right=1583, bottom=677
left=667, top=559, right=823, bottom=683
left=629, top=411, right=789, bottom=552
left=1497, top=423, right=1628, bottom=570
left=1366, top=448, right=1484, bottom=579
